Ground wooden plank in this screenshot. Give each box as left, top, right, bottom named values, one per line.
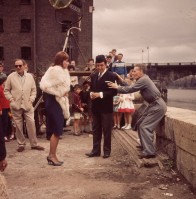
left=113, top=131, right=144, bottom=168
left=113, top=129, right=169, bottom=169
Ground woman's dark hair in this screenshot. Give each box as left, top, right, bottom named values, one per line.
left=54, top=51, right=69, bottom=67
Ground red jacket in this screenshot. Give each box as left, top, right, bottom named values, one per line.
left=0, top=85, right=10, bottom=111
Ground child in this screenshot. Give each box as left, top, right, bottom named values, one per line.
left=113, top=94, right=121, bottom=129
left=71, top=84, right=83, bottom=136
left=80, top=81, right=92, bottom=133
left=68, top=64, right=78, bottom=91
left=118, top=93, right=135, bottom=130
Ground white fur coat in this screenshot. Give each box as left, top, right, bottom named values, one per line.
left=40, top=65, right=71, bottom=119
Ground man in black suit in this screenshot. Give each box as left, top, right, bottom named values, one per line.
left=85, top=55, right=117, bottom=158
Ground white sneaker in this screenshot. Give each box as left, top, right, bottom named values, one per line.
left=4, top=137, right=9, bottom=142
left=113, top=125, right=117, bottom=129
left=124, top=124, right=132, bottom=130
left=121, top=124, right=127, bottom=129
left=10, top=134, right=15, bottom=140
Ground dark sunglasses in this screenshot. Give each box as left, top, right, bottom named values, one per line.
left=15, top=65, right=23, bottom=68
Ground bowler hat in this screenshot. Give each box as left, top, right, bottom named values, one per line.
left=95, top=55, right=107, bottom=64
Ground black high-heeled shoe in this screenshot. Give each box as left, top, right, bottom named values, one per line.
left=47, top=156, right=64, bottom=164
left=47, top=157, right=64, bottom=166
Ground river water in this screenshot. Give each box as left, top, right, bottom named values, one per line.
left=167, top=89, right=196, bottom=111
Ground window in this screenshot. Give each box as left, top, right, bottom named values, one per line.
left=0, top=47, right=4, bottom=60
left=62, top=20, right=72, bottom=32
left=21, top=19, right=31, bottom=32
left=20, top=0, right=31, bottom=4
left=21, top=47, right=31, bottom=60
left=0, top=19, right=3, bottom=32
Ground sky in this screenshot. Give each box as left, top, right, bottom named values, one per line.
left=93, top=0, right=196, bottom=64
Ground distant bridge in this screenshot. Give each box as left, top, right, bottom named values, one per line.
left=69, top=62, right=196, bottom=88
left=126, top=62, right=196, bottom=87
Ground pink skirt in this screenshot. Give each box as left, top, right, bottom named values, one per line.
left=118, top=108, right=135, bottom=113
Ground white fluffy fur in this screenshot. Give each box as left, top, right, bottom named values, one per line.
left=40, top=65, right=71, bottom=119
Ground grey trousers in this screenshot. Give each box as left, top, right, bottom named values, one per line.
left=138, top=98, right=167, bottom=155
left=11, top=107, right=38, bottom=147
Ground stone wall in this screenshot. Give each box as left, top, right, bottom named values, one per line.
left=156, top=107, right=196, bottom=188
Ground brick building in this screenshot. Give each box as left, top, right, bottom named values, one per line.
left=0, top=0, right=93, bottom=74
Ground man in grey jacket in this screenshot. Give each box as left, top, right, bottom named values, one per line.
left=4, top=59, right=44, bottom=152
left=107, top=64, right=167, bottom=159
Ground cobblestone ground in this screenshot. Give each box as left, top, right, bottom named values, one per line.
left=2, top=128, right=196, bottom=199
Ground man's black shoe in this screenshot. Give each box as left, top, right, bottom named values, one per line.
left=138, top=154, right=156, bottom=159
left=136, top=146, right=143, bottom=151
left=103, top=153, right=110, bottom=159
left=85, top=152, right=100, bottom=157
left=17, top=146, right=25, bottom=152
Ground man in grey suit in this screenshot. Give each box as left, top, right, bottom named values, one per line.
left=4, top=59, right=44, bottom=152
left=107, top=64, right=167, bottom=159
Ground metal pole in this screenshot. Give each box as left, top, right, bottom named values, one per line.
left=63, top=26, right=81, bottom=52
left=147, top=46, right=149, bottom=63
left=34, top=95, right=43, bottom=111
left=142, top=49, right=144, bottom=63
